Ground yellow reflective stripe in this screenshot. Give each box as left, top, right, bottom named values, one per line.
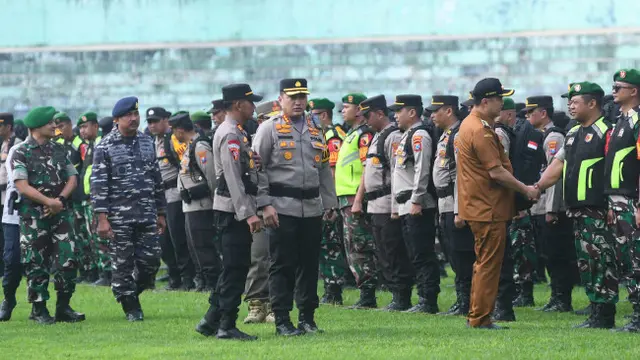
left=578, top=158, right=603, bottom=201
left=611, top=146, right=635, bottom=189
left=84, top=164, right=92, bottom=195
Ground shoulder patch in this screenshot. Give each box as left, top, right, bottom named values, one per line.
left=548, top=141, right=557, bottom=155
left=227, top=139, right=240, bottom=161
left=412, top=135, right=423, bottom=152
left=359, top=133, right=372, bottom=147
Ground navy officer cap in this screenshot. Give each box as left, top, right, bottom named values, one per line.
left=359, top=95, right=387, bottom=115
left=112, top=96, right=139, bottom=118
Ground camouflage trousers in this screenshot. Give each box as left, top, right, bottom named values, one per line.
left=510, top=214, right=538, bottom=284
left=20, top=209, right=77, bottom=303
left=608, top=196, right=640, bottom=305
left=340, top=204, right=377, bottom=290
left=110, top=222, right=161, bottom=301
left=72, top=201, right=97, bottom=272
left=320, top=212, right=347, bottom=285
left=572, top=213, right=619, bottom=304
left=86, top=202, right=111, bottom=272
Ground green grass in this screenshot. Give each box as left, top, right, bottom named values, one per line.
left=1, top=274, right=639, bottom=360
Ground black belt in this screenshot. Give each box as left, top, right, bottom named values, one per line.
left=435, top=184, right=454, bottom=199
left=364, top=185, right=391, bottom=202
left=163, top=178, right=178, bottom=190
left=269, top=183, right=319, bottom=200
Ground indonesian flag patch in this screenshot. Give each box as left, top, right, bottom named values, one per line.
left=527, top=141, right=538, bottom=150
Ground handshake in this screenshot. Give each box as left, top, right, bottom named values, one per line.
left=524, top=184, right=541, bottom=202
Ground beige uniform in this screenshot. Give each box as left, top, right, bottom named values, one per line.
left=432, top=121, right=460, bottom=214
left=531, top=122, right=565, bottom=215
left=392, top=122, right=437, bottom=216
left=252, top=113, right=337, bottom=217
left=178, top=133, right=216, bottom=213
left=212, top=116, right=258, bottom=220
left=363, top=124, right=402, bottom=214
left=155, top=134, right=182, bottom=203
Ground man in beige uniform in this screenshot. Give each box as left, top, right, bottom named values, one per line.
left=391, top=94, right=441, bottom=314
left=253, top=78, right=337, bottom=336
left=352, top=95, right=413, bottom=311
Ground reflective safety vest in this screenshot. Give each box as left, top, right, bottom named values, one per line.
left=81, top=136, right=101, bottom=195
left=335, top=124, right=372, bottom=196
left=604, top=111, right=639, bottom=198
left=563, top=117, right=610, bottom=209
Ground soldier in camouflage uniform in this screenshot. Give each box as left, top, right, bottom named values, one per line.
left=54, top=112, right=99, bottom=284
left=334, top=93, right=378, bottom=309
left=12, top=106, right=85, bottom=324
left=309, top=97, right=347, bottom=305
left=606, top=69, right=640, bottom=332
left=91, top=97, right=167, bottom=322
left=537, top=82, right=618, bottom=329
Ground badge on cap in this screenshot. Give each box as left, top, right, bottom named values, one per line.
left=148, top=110, right=154, bottom=116
left=82, top=116, right=87, bottom=122
left=574, top=84, right=582, bottom=92
left=135, top=101, right=139, bottom=109
left=620, top=70, right=627, bottom=79
left=585, top=133, right=593, bottom=143
left=295, top=81, right=301, bottom=87
left=348, top=95, right=353, bottom=103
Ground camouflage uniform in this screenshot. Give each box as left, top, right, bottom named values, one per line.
left=12, top=137, right=79, bottom=303
left=320, top=212, right=345, bottom=285
left=608, top=197, right=637, bottom=302
left=91, top=128, right=166, bottom=302
left=510, top=214, right=537, bottom=284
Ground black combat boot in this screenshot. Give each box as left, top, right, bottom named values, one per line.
left=574, top=303, right=592, bottom=316
left=320, top=283, right=343, bottom=306
left=404, top=297, right=438, bottom=314
left=216, top=314, right=257, bottom=341
left=298, top=311, right=324, bottom=334
left=194, top=274, right=205, bottom=292
left=93, top=271, right=112, bottom=287
left=0, top=287, right=17, bottom=322
left=615, top=305, right=640, bottom=332
left=30, top=301, right=55, bottom=324
left=512, top=281, right=534, bottom=307
left=275, top=312, right=304, bottom=337
left=86, top=268, right=99, bottom=283
left=181, top=277, right=195, bottom=291
left=196, top=305, right=221, bottom=336
left=573, top=302, right=597, bottom=328
left=54, top=293, right=86, bottom=322
left=348, top=288, right=377, bottom=309
left=536, top=285, right=558, bottom=311
left=545, top=290, right=573, bottom=312
left=591, top=303, right=615, bottom=329
left=165, top=276, right=182, bottom=291
left=383, top=288, right=412, bottom=312
left=492, top=301, right=516, bottom=322
left=121, top=296, right=143, bottom=322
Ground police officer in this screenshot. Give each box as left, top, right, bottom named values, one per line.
left=209, top=99, right=226, bottom=130
left=147, top=107, right=195, bottom=290
left=353, top=95, right=414, bottom=311
left=0, top=112, right=22, bottom=275
left=253, top=78, right=338, bottom=336
left=195, top=84, right=262, bottom=341
left=390, top=94, right=440, bottom=313
left=308, top=97, right=347, bottom=305
left=536, top=82, right=618, bottom=329
left=12, top=106, right=84, bottom=324
left=0, top=135, right=23, bottom=321
left=171, top=112, right=221, bottom=293
left=429, top=95, right=476, bottom=316
left=92, top=96, right=167, bottom=321
left=77, top=112, right=110, bottom=286
left=190, top=110, right=213, bottom=138
left=607, top=69, right=640, bottom=332
left=335, top=93, right=378, bottom=309
left=523, top=96, right=573, bottom=312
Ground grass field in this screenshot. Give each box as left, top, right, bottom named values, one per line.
left=1, top=273, right=639, bottom=360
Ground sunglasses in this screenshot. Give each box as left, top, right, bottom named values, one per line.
left=612, top=84, right=636, bottom=92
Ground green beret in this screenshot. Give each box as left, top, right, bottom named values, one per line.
left=14, top=119, right=23, bottom=127
left=567, top=82, right=605, bottom=99
left=341, top=93, right=367, bottom=105
left=24, top=106, right=57, bottom=129
left=308, top=98, right=335, bottom=111
left=53, top=111, right=71, bottom=123
left=190, top=111, right=210, bottom=123
left=502, top=98, right=516, bottom=110
left=77, top=111, right=98, bottom=126
left=613, top=69, right=640, bottom=87
left=172, top=110, right=189, bottom=117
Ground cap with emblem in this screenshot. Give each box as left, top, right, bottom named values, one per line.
left=523, top=96, right=553, bottom=112
left=222, top=83, right=263, bottom=102
left=426, top=95, right=459, bottom=111
left=461, top=92, right=474, bottom=107
left=341, top=93, right=367, bottom=105
left=567, top=82, right=604, bottom=99
left=190, top=110, right=210, bottom=123
left=168, top=112, right=192, bottom=129
left=53, top=111, right=71, bottom=123
left=614, top=69, right=640, bottom=87
left=112, top=96, right=139, bottom=118
left=24, top=106, right=57, bottom=129
left=471, top=78, right=514, bottom=100
left=280, top=78, right=310, bottom=96
left=502, top=98, right=516, bottom=111
left=0, top=112, right=14, bottom=127
left=359, top=95, right=387, bottom=115
left=308, top=98, right=335, bottom=111
left=208, top=99, right=224, bottom=114
left=146, top=107, right=171, bottom=122
left=77, top=111, right=98, bottom=126
left=388, top=94, right=423, bottom=111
